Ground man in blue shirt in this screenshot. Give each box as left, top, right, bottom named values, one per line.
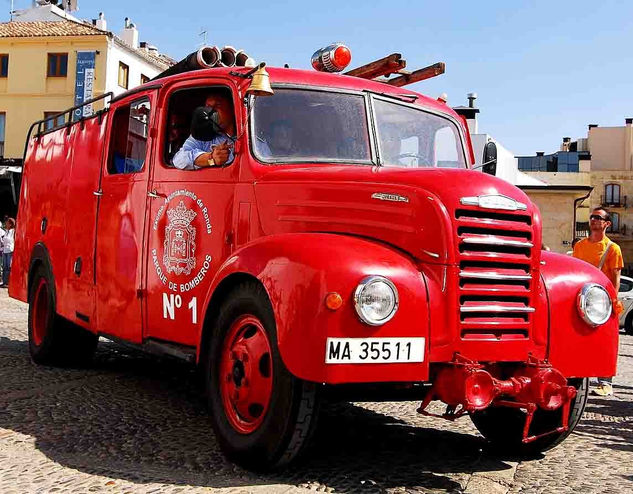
left=172, top=92, right=235, bottom=170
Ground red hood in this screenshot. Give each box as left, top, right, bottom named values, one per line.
left=254, top=165, right=540, bottom=264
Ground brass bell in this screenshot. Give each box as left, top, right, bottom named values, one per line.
left=246, top=64, right=274, bottom=97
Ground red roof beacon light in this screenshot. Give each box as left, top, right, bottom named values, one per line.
left=311, top=43, right=352, bottom=72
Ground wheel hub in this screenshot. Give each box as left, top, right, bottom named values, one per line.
left=220, top=314, right=273, bottom=434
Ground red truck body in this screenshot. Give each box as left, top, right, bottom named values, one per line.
left=10, top=61, right=619, bottom=469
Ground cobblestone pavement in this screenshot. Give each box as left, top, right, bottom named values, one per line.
left=1, top=288, right=631, bottom=493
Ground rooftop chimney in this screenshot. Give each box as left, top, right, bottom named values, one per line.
left=94, top=12, right=106, bottom=31
left=561, top=137, right=571, bottom=152
left=588, top=124, right=598, bottom=129
left=467, top=92, right=477, bottom=108
left=121, top=18, right=139, bottom=49
left=452, top=92, right=480, bottom=135
left=536, top=151, right=545, bottom=156
left=626, top=118, right=633, bottom=126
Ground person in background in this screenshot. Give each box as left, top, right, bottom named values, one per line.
left=1, top=217, right=15, bottom=288
left=0, top=219, right=5, bottom=284
left=573, top=207, right=623, bottom=396
left=565, top=237, right=581, bottom=256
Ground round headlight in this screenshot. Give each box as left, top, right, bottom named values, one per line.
left=354, top=276, right=399, bottom=326
left=577, top=283, right=612, bottom=326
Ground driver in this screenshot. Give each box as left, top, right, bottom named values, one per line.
left=172, top=91, right=235, bottom=170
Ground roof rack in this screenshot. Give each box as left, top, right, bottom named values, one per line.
left=23, top=92, right=113, bottom=162
left=344, top=53, right=445, bottom=87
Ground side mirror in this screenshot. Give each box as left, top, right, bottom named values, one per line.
left=190, top=106, right=224, bottom=140
left=482, top=141, right=497, bottom=176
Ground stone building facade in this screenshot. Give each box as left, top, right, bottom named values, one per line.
left=520, top=119, right=633, bottom=271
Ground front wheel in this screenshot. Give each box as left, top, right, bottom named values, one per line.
left=205, top=282, right=320, bottom=471
left=470, top=377, right=588, bottom=456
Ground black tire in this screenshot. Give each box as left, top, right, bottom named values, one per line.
left=205, top=281, right=320, bottom=471
left=625, top=311, right=633, bottom=335
left=28, top=263, right=98, bottom=366
left=471, top=377, right=588, bottom=456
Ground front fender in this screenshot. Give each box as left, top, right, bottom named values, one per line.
left=206, top=233, right=430, bottom=384
left=541, top=251, right=619, bottom=377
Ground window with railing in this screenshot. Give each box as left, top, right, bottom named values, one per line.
left=575, top=221, right=589, bottom=239
left=607, top=212, right=622, bottom=234
left=603, top=183, right=624, bottom=207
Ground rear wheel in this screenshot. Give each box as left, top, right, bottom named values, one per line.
left=28, top=263, right=98, bottom=366
left=206, top=281, right=320, bottom=471
left=471, top=378, right=588, bottom=456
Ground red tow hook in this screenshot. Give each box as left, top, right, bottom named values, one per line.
left=417, top=354, right=578, bottom=443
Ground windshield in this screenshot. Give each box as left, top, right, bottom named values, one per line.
left=251, top=88, right=465, bottom=168
left=252, top=89, right=372, bottom=163
left=374, top=98, right=466, bottom=169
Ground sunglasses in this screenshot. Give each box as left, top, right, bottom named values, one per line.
left=590, top=215, right=609, bottom=221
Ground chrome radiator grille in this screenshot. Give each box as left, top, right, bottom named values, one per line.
left=455, top=208, right=535, bottom=340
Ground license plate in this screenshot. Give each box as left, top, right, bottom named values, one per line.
left=325, top=337, right=425, bottom=364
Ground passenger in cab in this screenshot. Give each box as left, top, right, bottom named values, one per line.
left=167, top=113, right=189, bottom=158
left=255, top=120, right=295, bottom=158
left=172, top=91, right=235, bottom=170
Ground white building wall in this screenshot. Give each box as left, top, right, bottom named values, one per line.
left=471, top=133, right=544, bottom=186
left=13, top=4, right=78, bottom=22
left=105, top=39, right=162, bottom=97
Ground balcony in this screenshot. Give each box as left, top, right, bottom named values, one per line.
left=600, top=195, right=627, bottom=208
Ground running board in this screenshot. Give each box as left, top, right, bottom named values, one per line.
left=143, top=339, right=197, bottom=363
left=99, top=334, right=197, bottom=363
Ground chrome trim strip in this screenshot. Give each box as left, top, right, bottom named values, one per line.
left=461, top=236, right=534, bottom=248
left=460, top=305, right=536, bottom=313
left=459, top=271, right=532, bottom=281
left=422, top=249, right=440, bottom=259
left=371, top=192, right=410, bottom=203
left=460, top=194, right=528, bottom=211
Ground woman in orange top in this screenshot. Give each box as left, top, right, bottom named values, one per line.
left=573, top=207, right=623, bottom=396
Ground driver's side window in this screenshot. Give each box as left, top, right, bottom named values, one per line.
left=163, top=86, right=234, bottom=169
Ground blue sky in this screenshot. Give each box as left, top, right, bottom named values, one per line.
left=5, top=0, right=633, bottom=155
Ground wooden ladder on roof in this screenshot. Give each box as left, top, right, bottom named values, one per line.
left=344, top=53, right=445, bottom=87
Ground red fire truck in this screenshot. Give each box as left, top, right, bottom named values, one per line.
left=10, top=44, right=618, bottom=471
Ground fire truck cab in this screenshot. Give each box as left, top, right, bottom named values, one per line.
left=10, top=46, right=619, bottom=471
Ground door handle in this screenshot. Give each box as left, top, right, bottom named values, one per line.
left=148, top=190, right=166, bottom=199
left=93, top=190, right=103, bottom=196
